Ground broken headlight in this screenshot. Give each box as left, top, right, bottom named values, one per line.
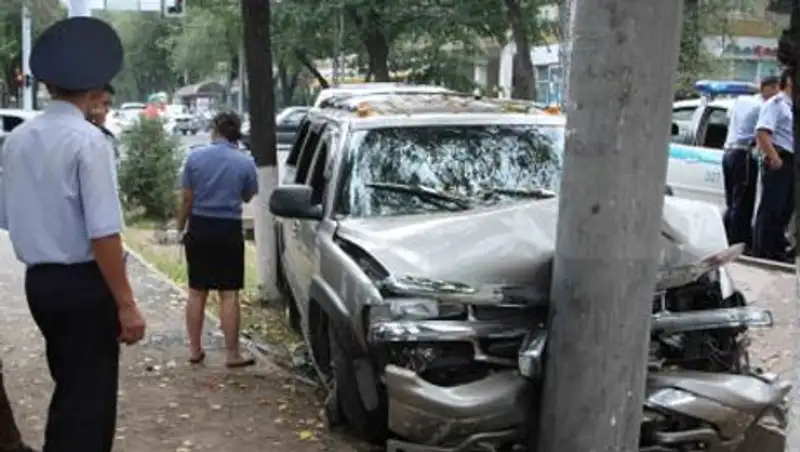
left=369, top=298, right=466, bottom=322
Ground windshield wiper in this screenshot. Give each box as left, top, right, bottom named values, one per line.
left=365, top=182, right=473, bottom=210
left=479, top=186, right=557, bottom=200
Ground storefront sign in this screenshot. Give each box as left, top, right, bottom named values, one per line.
left=723, top=43, right=778, bottom=58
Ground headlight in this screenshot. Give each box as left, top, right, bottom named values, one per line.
left=369, top=298, right=465, bottom=322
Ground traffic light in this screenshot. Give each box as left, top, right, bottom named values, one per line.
left=163, top=0, right=186, bottom=18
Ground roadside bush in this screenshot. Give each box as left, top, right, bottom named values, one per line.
left=118, top=117, right=182, bottom=224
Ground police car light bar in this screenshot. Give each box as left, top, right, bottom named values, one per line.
left=694, top=80, right=759, bottom=97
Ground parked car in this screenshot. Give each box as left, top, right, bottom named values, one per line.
left=667, top=80, right=759, bottom=207
left=170, top=113, right=201, bottom=135
left=0, top=108, right=40, bottom=133
left=267, top=92, right=787, bottom=450
left=241, top=106, right=310, bottom=149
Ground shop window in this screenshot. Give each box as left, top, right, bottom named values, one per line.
left=731, top=60, right=759, bottom=83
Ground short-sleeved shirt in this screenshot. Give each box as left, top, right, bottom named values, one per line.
left=0, top=101, right=123, bottom=266
left=756, top=91, right=794, bottom=152
left=724, top=94, right=762, bottom=148
left=181, top=139, right=258, bottom=220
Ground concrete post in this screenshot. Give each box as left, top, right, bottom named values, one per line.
left=536, top=0, right=683, bottom=451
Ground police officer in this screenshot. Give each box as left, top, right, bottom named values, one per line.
left=0, top=17, right=146, bottom=452
left=722, top=76, right=779, bottom=251
left=88, top=84, right=120, bottom=165
left=753, top=70, right=795, bottom=262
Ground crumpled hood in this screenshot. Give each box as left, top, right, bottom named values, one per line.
left=335, top=197, right=728, bottom=288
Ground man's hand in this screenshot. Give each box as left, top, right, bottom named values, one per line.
left=118, top=303, right=146, bottom=345
left=766, top=153, right=783, bottom=170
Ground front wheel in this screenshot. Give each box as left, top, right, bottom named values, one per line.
left=328, top=320, right=388, bottom=444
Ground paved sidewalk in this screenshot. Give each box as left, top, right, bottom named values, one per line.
left=0, top=232, right=365, bottom=452
left=725, top=263, right=798, bottom=450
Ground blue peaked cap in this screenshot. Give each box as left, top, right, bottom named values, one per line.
left=30, top=17, right=123, bottom=92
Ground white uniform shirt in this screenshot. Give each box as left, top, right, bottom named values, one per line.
left=0, top=101, right=123, bottom=265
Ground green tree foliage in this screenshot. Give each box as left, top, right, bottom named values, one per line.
left=118, top=117, right=182, bottom=223
left=0, top=0, right=65, bottom=104
left=100, top=11, right=181, bottom=102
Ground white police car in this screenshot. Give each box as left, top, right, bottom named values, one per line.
left=667, top=80, right=759, bottom=209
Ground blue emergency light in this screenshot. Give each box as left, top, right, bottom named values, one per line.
left=694, top=80, right=758, bottom=97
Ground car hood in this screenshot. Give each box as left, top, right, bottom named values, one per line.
left=335, top=197, right=728, bottom=287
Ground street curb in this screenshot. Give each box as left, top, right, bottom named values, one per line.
left=122, top=244, right=315, bottom=385
left=736, top=255, right=795, bottom=273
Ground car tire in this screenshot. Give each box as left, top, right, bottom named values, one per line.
left=328, top=320, right=388, bottom=444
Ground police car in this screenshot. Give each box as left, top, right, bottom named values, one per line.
left=667, top=80, right=758, bottom=208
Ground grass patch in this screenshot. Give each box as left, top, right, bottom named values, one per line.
left=123, top=223, right=301, bottom=352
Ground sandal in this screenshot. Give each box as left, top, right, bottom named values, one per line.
left=188, top=351, right=206, bottom=364
left=225, top=358, right=256, bottom=369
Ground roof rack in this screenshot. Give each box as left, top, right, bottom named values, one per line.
left=318, top=91, right=546, bottom=117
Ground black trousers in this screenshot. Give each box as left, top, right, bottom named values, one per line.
left=722, top=147, right=758, bottom=250
left=753, top=149, right=795, bottom=261
left=25, top=262, right=120, bottom=452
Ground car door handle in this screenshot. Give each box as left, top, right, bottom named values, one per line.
left=291, top=221, right=300, bottom=233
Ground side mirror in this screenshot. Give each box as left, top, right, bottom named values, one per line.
left=671, top=123, right=679, bottom=135
left=269, top=185, right=323, bottom=220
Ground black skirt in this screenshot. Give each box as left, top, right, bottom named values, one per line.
left=184, top=215, right=244, bottom=291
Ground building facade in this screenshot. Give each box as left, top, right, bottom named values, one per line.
left=477, top=0, right=782, bottom=103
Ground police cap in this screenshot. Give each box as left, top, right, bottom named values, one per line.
left=30, top=17, right=123, bottom=92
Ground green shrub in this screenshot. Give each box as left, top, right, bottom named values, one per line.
left=118, top=117, right=182, bottom=224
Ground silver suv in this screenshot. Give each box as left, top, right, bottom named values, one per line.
left=268, top=93, right=786, bottom=451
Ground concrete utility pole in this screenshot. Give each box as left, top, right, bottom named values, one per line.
left=536, top=1, right=683, bottom=451
left=68, top=0, right=92, bottom=17
left=21, top=3, right=33, bottom=111
left=241, top=0, right=280, bottom=302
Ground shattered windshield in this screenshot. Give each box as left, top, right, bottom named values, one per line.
left=337, top=124, right=564, bottom=217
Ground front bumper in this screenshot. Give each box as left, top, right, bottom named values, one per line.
left=369, top=305, right=780, bottom=448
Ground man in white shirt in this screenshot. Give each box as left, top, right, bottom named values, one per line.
left=722, top=76, right=779, bottom=251
left=753, top=70, right=795, bottom=262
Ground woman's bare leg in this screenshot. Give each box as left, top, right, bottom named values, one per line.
left=219, top=290, right=248, bottom=364
left=186, top=288, right=208, bottom=361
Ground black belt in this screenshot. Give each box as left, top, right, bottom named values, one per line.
left=27, top=260, right=98, bottom=273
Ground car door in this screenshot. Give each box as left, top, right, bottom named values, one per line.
left=280, top=122, right=327, bottom=303
left=667, top=106, right=727, bottom=209
left=287, top=129, right=333, bottom=308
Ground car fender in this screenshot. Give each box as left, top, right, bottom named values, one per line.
left=308, top=275, right=369, bottom=355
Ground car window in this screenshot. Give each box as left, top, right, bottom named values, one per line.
left=282, top=109, right=307, bottom=126
left=304, top=132, right=331, bottom=206
left=672, top=107, right=696, bottom=122
left=337, top=124, right=564, bottom=217
left=286, top=119, right=312, bottom=165
left=294, top=123, right=326, bottom=183
left=701, top=107, right=729, bottom=149
left=670, top=106, right=696, bottom=145
left=1, top=115, right=25, bottom=133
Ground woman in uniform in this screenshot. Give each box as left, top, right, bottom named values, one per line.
left=176, top=112, right=258, bottom=368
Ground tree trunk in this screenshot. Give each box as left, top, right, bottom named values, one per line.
left=504, top=0, right=536, bottom=100
left=365, top=30, right=391, bottom=81
left=241, top=0, right=281, bottom=302
left=536, top=1, right=683, bottom=451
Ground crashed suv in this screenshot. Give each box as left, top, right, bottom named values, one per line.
left=269, top=93, right=788, bottom=452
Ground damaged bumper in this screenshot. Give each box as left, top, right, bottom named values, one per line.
left=369, top=272, right=780, bottom=448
